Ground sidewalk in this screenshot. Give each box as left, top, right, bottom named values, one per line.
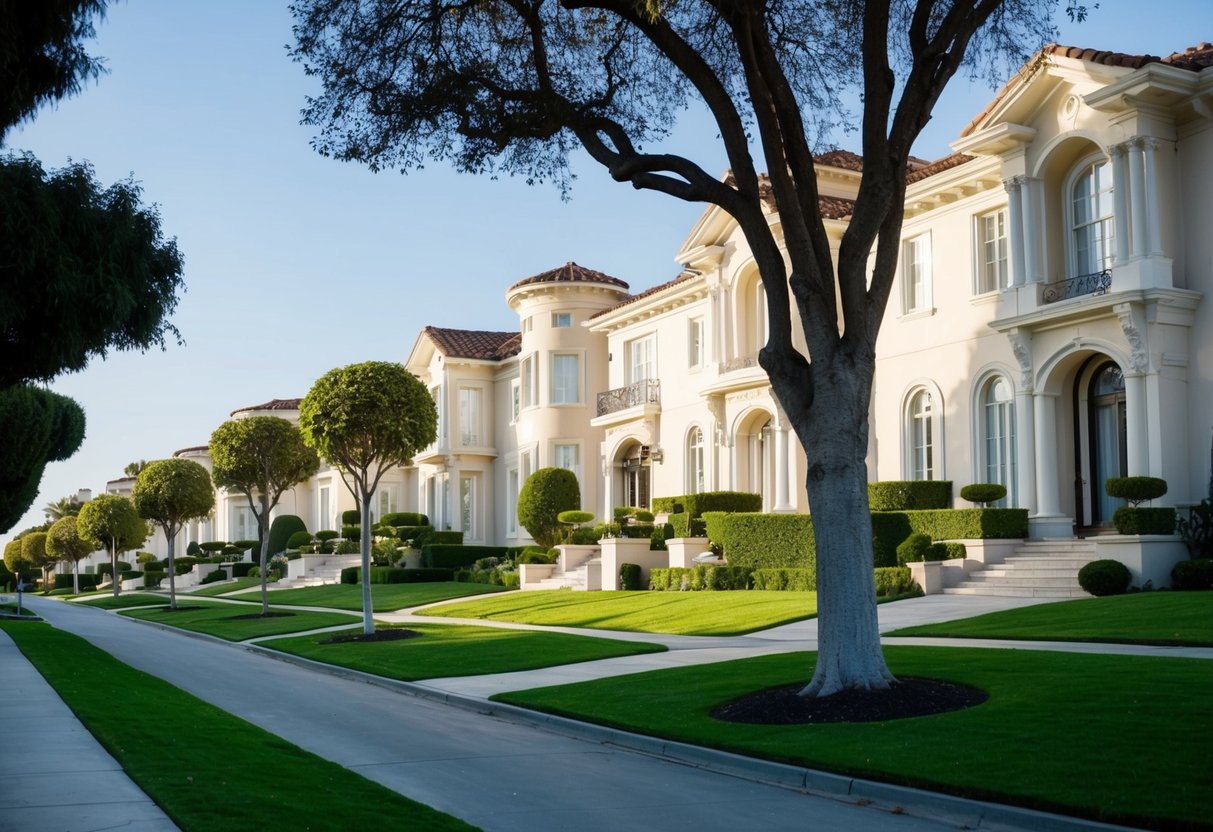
left=0, top=627, right=179, bottom=832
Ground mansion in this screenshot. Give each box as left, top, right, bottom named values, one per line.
left=118, top=41, right=1213, bottom=556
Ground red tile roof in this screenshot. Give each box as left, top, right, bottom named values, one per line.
left=589, top=271, right=700, bottom=320
left=815, top=149, right=864, bottom=172
left=229, top=398, right=301, bottom=416
left=423, top=326, right=521, bottom=361
left=906, top=152, right=976, bottom=183
left=507, top=261, right=629, bottom=292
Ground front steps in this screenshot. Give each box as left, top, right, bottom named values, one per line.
left=525, top=557, right=601, bottom=591
left=943, top=539, right=1097, bottom=598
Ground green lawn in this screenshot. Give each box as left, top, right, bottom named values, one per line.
left=0, top=601, right=37, bottom=615
left=886, top=592, right=1213, bottom=646
left=77, top=592, right=170, bottom=610
left=497, top=646, right=1212, bottom=830
left=267, top=622, right=665, bottom=680
left=191, top=577, right=263, bottom=596
left=120, top=601, right=358, bottom=641
left=230, top=582, right=507, bottom=611
left=0, top=620, right=475, bottom=831
left=417, top=590, right=818, bottom=635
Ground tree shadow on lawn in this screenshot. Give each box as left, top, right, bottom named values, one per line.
left=713, top=677, right=987, bottom=724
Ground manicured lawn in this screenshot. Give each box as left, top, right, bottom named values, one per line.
left=0, top=601, right=37, bottom=615
left=0, top=620, right=475, bottom=831
left=886, top=592, right=1213, bottom=646
left=230, top=582, right=507, bottom=612
left=496, top=647, right=1212, bottom=830
left=77, top=592, right=170, bottom=610
left=191, top=577, right=263, bottom=596
left=120, top=601, right=358, bottom=641
left=418, top=590, right=818, bottom=635
left=267, top=622, right=665, bottom=680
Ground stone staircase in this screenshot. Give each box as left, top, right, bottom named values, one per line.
left=526, top=557, right=602, bottom=591
left=275, top=555, right=359, bottom=589
left=943, top=539, right=1098, bottom=598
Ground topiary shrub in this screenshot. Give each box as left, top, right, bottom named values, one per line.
left=233, top=540, right=259, bottom=551
left=633, top=510, right=655, bottom=523
left=286, top=531, right=314, bottom=550
left=558, top=510, right=595, bottom=527
left=874, top=567, right=918, bottom=597
left=423, top=544, right=508, bottom=569
left=268, top=514, right=308, bottom=555
left=199, top=541, right=227, bottom=554
left=315, top=530, right=339, bottom=542
left=651, top=497, right=684, bottom=514
left=334, top=539, right=359, bottom=554
left=136, top=551, right=157, bottom=565
left=200, top=569, right=229, bottom=585
left=929, top=541, right=968, bottom=560
left=518, top=467, right=581, bottom=547
left=649, top=522, right=675, bottom=551
left=142, top=571, right=165, bottom=588
left=222, top=545, right=243, bottom=557
left=230, top=562, right=256, bottom=578
left=341, top=524, right=361, bottom=541
left=896, top=532, right=933, bottom=566
left=1112, top=506, right=1176, bottom=536
left=1171, top=558, right=1213, bottom=591
left=342, top=566, right=456, bottom=584
left=570, top=526, right=602, bottom=545
left=619, top=562, right=642, bottom=590
left=342, top=509, right=360, bottom=525
left=395, top=525, right=434, bottom=545
left=868, top=481, right=953, bottom=511
left=517, top=549, right=557, bottom=564
left=97, top=561, right=133, bottom=577
left=959, top=483, right=1007, bottom=507
left=1078, top=559, right=1131, bottom=597
left=380, top=512, right=428, bottom=527
left=614, top=506, right=638, bottom=521
left=1105, top=476, right=1167, bottom=507
left=186, top=541, right=203, bottom=558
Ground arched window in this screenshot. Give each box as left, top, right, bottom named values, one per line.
left=1070, top=159, right=1115, bottom=276
left=908, top=389, right=936, bottom=480
left=981, top=377, right=1017, bottom=505
left=686, top=427, right=705, bottom=494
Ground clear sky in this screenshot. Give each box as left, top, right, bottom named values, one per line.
left=3, top=0, right=1208, bottom=545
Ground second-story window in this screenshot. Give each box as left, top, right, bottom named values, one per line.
left=458, top=387, right=481, bottom=446
left=551, top=312, right=573, bottom=328
left=688, top=317, right=704, bottom=369
left=1071, top=159, right=1115, bottom=276
left=976, top=210, right=1008, bottom=294
left=628, top=335, right=655, bottom=383
left=510, top=379, right=520, bottom=422
left=551, top=353, right=580, bottom=404
left=521, top=355, right=536, bottom=408
left=902, top=233, right=932, bottom=314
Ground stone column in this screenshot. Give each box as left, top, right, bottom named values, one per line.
left=1140, top=138, right=1163, bottom=256
left=1004, top=177, right=1026, bottom=287
left=1124, top=372, right=1149, bottom=477
left=1111, top=143, right=1131, bottom=266
left=1128, top=140, right=1147, bottom=260
left=1021, top=177, right=1042, bottom=283
left=1033, top=392, right=1061, bottom=516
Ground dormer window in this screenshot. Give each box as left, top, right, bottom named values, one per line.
left=1069, top=159, right=1114, bottom=276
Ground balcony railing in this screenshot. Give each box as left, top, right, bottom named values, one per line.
left=1042, top=269, right=1111, bottom=304
left=596, top=379, right=660, bottom=417
left=719, top=351, right=759, bottom=373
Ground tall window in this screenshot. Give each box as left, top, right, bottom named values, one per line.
left=628, top=335, right=655, bottom=383
left=977, top=210, right=1008, bottom=294
left=982, top=377, right=1016, bottom=505
left=550, top=354, right=580, bottom=404
left=506, top=468, right=519, bottom=535
left=374, top=485, right=397, bottom=522
left=458, top=387, right=482, bottom=446
left=551, top=312, right=573, bottom=328
left=902, top=234, right=932, bottom=313
left=520, top=355, right=536, bottom=408
left=688, top=317, right=704, bottom=369
left=686, top=427, right=705, bottom=494
left=510, top=379, right=520, bottom=422
left=1071, top=160, right=1115, bottom=275
left=554, top=443, right=579, bottom=479
left=460, top=476, right=476, bottom=540
left=230, top=505, right=257, bottom=541
left=318, top=485, right=331, bottom=532
left=909, top=389, right=935, bottom=480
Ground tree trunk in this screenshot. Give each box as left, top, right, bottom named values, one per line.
left=72, top=559, right=79, bottom=595
left=783, top=357, right=895, bottom=698
left=360, top=491, right=373, bottom=635
left=166, top=530, right=178, bottom=611
left=110, top=540, right=119, bottom=598
left=258, top=497, right=271, bottom=617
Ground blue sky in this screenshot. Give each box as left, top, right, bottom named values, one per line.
left=3, top=0, right=1208, bottom=544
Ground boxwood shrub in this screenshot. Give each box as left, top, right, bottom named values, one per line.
left=394, top=525, right=434, bottom=544
left=340, top=566, right=455, bottom=584
left=381, top=512, right=428, bottom=527
left=1171, top=558, right=1213, bottom=591
left=1078, top=559, right=1131, bottom=596
left=1112, top=507, right=1176, bottom=536
left=142, top=571, right=165, bottom=588
left=422, top=544, right=505, bottom=569
left=54, top=573, right=101, bottom=590
left=619, top=562, right=642, bottom=590
left=286, top=531, right=313, bottom=550
left=896, top=532, right=933, bottom=566
left=714, top=513, right=815, bottom=572
left=200, top=569, right=229, bottom=585
left=750, top=568, right=815, bottom=591
left=650, top=565, right=752, bottom=591
left=1105, top=476, right=1167, bottom=506
left=874, top=566, right=917, bottom=597
left=230, top=562, right=256, bottom=578
left=868, top=481, right=953, bottom=511
left=97, top=561, right=133, bottom=577
left=267, top=515, right=307, bottom=555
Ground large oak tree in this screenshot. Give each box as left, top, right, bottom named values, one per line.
left=292, top=0, right=1076, bottom=695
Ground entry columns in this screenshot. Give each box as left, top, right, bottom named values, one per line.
left=1031, top=391, right=1071, bottom=537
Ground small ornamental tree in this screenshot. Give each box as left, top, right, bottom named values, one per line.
left=300, top=361, right=437, bottom=635
left=76, top=494, right=148, bottom=597
left=518, top=468, right=581, bottom=548
left=21, top=531, right=51, bottom=593
left=133, top=458, right=216, bottom=611
left=209, top=417, right=320, bottom=616
left=3, top=538, right=31, bottom=584
left=46, top=515, right=95, bottom=594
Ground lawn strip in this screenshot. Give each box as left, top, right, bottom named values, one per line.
left=417, top=589, right=818, bottom=635
left=266, top=622, right=665, bottom=680
left=886, top=592, right=1213, bottom=646
left=0, top=620, right=476, bottom=832
left=230, top=581, right=505, bottom=611
left=190, top=577, right=263, bottom=597
left=77, top=592, right=171, bottom=610
left=120, top=600, right=357, bottom=641
left=495, top=646, right=1212, bottom=831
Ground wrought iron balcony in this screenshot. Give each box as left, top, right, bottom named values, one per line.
left=596, top=379, right=660, bottom=417
left=719, top=351, right=759, bottom=373
left=1042, top=269, right=1111, bottom=304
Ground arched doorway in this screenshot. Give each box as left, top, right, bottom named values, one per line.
left=734, top=409, right=774, bottom=510
left=616, top=441, right=651, bottom=510
left=1088, top=362, right=1127, bottom=525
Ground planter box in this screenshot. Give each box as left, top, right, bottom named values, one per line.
left=907, top=558, right=983, bottom=594
left=556, top=544, right=599, bottom=574
left=599, top=538, right=667, bottom=591
left=519, top=563, right=557, bottom=589
left=1094, top=535, right=1188, bottom=589
left=666, top=537, right=712, bottom=569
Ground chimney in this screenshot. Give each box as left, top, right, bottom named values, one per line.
left=76, top=488, right=92, bottom=503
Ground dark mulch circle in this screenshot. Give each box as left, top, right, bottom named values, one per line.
left=322, top=628, right=421, bottom=644
left=225, top=611, right=297, bottom=620
left=711, top=677, right=988, bottom=725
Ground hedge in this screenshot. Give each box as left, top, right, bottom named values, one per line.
left=750, top=568, right=815, bottom=591
left=200, top=569, right=229, bottom=585
left=54, top=573, right=101, bottom=590
left=874, top=567, right=917, bottom=597
left=267, top=514, right=308, bottom=555
left=429, top=530, right=463, bottom=545
left=340, top=566, right=456, bottom=584
left=97, top=561, right=133, bottom=577
left=871, top=509, right=1027, bottom=567
left=422, top=544, right=506, bottom=569
left=1172, top=558, right=1213, bottom=591
left=649, top=565, right=752, bottom=591
left=394, top=525, right=434, bottom=544
left=143, top=571, right=165, bottom=588
left=381, top=512, right=428, bottom=527
left=714, top=513, right=816, bottom=572
left=454, top=569, right=520, bottom=588
left=230, top=562, right=256, bottom=578
left=867, top=481, right=953, bottom=511
left=1112, top=507, right=1176, bottom=536
left=286, top=531, right=314, bottom=550
left=666, top=512, right=707, bottom=538
left=653, top=491, right=762, bottom=517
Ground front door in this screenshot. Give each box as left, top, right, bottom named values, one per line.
left=1089, top=363, right=1127, bottom=525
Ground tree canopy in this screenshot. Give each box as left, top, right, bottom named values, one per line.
left=76, top=493, right=147, bottom=596
left=0, top=0, right=108, bottom=141
left=518, top=467, right=582, bottom=548
left=134, top=458, right=215, bottom=609
left=301, top=361, right=437, bottom=633
left=3, top=537, right=32, bottom=578
left=0, top=384, right=85, bottom=532
left=291, top=0, right=1072, bottom=696
left=46, top=514, right=94, bottom=594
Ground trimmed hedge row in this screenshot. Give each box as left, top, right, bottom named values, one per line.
left=1112, top=507, right=1176, bottom=535
left=751, top=568, right=815, bottom=591
left=454, top=569, right=520, bottom=588
left=421, top=544, right=507, bottom=569
left=54, top=573, right=102, bottom=590
left=652, top=491, right=763, bottom=516
left=874, top=567, right=917, bottom=597
left=649, top=565, right=753, bottom=591
left=230, top=562, right=257, bottom=578
left=867, top=481, right=953, bottom=511
left=340, top=567, right=456, bottom=584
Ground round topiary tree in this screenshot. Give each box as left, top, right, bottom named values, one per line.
left=1078, top=559, right=1131, bottom=597
left=286, top=530, right=314, bottom=551
left=267, top=514, right=308, bottom=556
left=77, top=494, right=149, bottom=598
left=46, top=515, right=95, bottom=594
left=959, top=483, right=1007, bottom=507
left=1171, top=558, right=1213, bottom=591
left=517, top=467, right=581, bottom=548
left=557, top=510, right=594, bottom=530
left=896, top=532, right=933, bottom=567
left=134, top=458, right=216, bottom=610
left=1105, top=477, right=1167, bottom=507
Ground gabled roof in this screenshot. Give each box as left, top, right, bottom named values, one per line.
left=422, top=326, right=521, bottom=361
left=229, top=398, right=301, bottom=417
left=507, top=261, right=629, bottom=292
left=907, top=153, right=976, bottom=183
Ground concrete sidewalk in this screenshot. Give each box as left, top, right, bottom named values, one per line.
left=21, top=594, right=1134, bottom=832
left=0, top=627, right=178, bottom=832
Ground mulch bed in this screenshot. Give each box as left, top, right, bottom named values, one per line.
left=711, top=677, right=987, bottom=725
left=322, top=628, right=421, bottom=644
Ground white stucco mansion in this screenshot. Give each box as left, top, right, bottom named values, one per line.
left=115, top=41, right=1213, bottom=558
